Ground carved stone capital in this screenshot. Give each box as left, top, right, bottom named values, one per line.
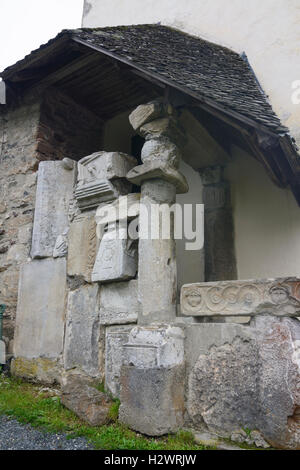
left=75, top=151, right=137, bottom=210
left=126, top=161, right=189, bottom=194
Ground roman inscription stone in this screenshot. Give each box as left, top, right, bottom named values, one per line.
left=31, top=161, right=75, bottom=259
left=14, top=258, right=66, bottom=360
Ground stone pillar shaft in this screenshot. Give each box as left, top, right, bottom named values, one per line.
left=126, top=101, right=188, bottom=325
left=201, top=166, right=237, bottom=282
left=138, top=179, right=177, bottom=324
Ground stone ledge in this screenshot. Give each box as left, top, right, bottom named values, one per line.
left=181, top=277, right=300, bottom=317
left=126, top=162, right=189, bottom=194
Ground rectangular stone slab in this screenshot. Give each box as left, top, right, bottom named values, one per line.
left=64, top=284, right=101, bottom=377
left=0, top=340, right=5, bottom=365
left=14, top=258, right=66, bottom=359
left=181, top=278, right=300, bottom=317
left=119, top=364, right=185, bottom=436
left=105, top=325, right=133, bottom=398
left=67, top=213, right=97, bottom=282
left=99, top=280, right=139, bottom=325
left=31, top=161, right=75, bottom=258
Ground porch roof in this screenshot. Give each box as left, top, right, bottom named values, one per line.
left=1, top=24, right=300, bottom=204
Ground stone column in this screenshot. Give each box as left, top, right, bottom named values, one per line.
left=127, top=101, right=188, bottom=325
left=200, top=166, right=237, bottom=282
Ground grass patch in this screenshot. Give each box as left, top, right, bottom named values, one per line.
left=0, top=374, right=209, bottom=450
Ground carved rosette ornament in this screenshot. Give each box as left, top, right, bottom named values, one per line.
left=181, top=278, right=300, bottom=317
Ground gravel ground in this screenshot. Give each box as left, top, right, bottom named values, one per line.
left=0, top=415, right=95, bottom=450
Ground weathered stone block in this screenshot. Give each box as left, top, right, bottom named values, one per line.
left=0, top=340, right=5, bottom=365
left=140, top=118, right=186, bottom=147
left=61, top=375, right=112, bottom=426
left=186, top=319, right=300, bottom=449
left=64, top=284, right=101, bottom=377
left=127, top=160, right=188, bottom=194
left=141, top=137, right=181, bottom=167
left=105, top=325, right=133, bottom=398
left=75, top=179, right=130, bottom=211
left=123, top=326, right=185, bottom=368
left=75, top=152, right=136, bottom=210
left=119, top=364, right=185, bottom=436
left=95, top=194, right=140, bottom=227
left=31, top=161, right=75, bottom=259
left=181, top=278, right=300, bottom=317
left=14, top=258, right=66, bottom=360
left=67, top=213, right=97, bottom=282
left=77, top=151, right=137, bottom=183
left=99, top=280, right=139, bottom=325
left=129, top=102, right=169, bottom=131
left=92, top=221, right=137, bottom=283
left=11, top=357, right=62, bottom=385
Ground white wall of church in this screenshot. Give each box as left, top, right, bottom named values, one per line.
left=226, top=146, right=300, bottom=280
left=82, top=0, right=300, bottom=148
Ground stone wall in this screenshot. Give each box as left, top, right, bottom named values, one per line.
left=0, top=97, right=40, bottom=347
left=0, top=87, right=104, bottom=346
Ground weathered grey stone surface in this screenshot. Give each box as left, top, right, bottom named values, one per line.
left=138, top=180, right=177, bottom=324
left=64, top=284, right=101, bottom=377
left=53, top=231, right=68, bottom=258
left=181, top=278, right=300, bottom=317
left=67, top=213, right=97, bottom=282
left=200, top=167, right=237, bottom=282
left=119, top=364, right=185, bottom=436
left=92, top=221, right=137, bottom=283
left=14, top=258, right=66, bottom=360
left=61, top=376, right=112, bottom=426
left=254, top=316, right=300, bottom=450
left=127, top=160, right=188, bottom=194
left=140, top=118, right=186, bottom=148
left=77, top=151, right=137, bottom=183
left=129, top=101, right=168, bottom=131
left=99, top=280, right=139, bottom=325
left=75, top=178, right=130, bottom=211
left=75, top=152, right=136, bottom=210
left=95, top=194, right=140, bottom=227
left=105, top=325, right=133, bottom=398
left=186, top=319, right=300, bottom=449
left=123, top=326, right=185, bottom=368
left=141, top=137, right=181, bottom=167
left=11, top=357, right=62, bottom=385
left=0, top=340, right=5, bottom=365
left=31, top=161, right=75, bottom=259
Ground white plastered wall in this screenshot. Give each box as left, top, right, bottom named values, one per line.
left=225, top=146, right=300, bottom=279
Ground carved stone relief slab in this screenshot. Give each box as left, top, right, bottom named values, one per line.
left=75, top=152, right=136, bottom=210
left=181, top=278, right=300, bottom=317
left=122, top=326, right=185, bottom=369
left=92, top=220, right=137, bottom=283
left=67, top=212, right=97, bottom=282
